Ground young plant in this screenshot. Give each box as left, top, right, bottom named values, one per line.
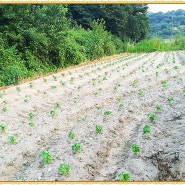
left=29, top=122, right=35, bottom=127
left=0, top=124, right=7, bottom=132
left=96, top=125, right=102, bottom=134
left=96, top=106, right=103, bottom=110
left=148, top=113, right=156, bottom=122
left=138, top=89, right=144, bottom=96
left=16, top=86, right=21, bottom=92
left=118, top=172, right=131, bottom=181
left=43, top=78, right=47, bottom=82
left=53, top=75, right=57, bottom=81
left=132, top=79, right=138, bottom=87
left=68, top=131, right=75, bottom=139
left=161, top=80, right=167, bottom=88
left=167, top=97, right=174, bottom=104
left=61, top=73, right=65, bottom=77
left=131, top=144, right=140, bottom=155
left=94, top=92, right=98, bottom=97
left=50, top=110, right=56, bottom=116
left=60, top=81, right=65, bottom=86
left=50, top=85, right=57, bottom=89
left=72, top=142, right=81, bottom=153
left=116, top=97, right=122, bottom=103
left=58, top=164, right=70, bottom=175
left=174, top=66, right=179, bottom=70
left=119, top=104, right=124, bottom=109
left=143, top=125, right=151, bottom=134
left=29, top=112, right=35, bottom=119
left=29, top=82, right=33, bottom=88
left=40, top=150, right=53, bottom=164
left=104, top=111, right=112, bottom=116
left=156, top=105, right=163, bottom=111
left=2, top=106, right=7, bottom=112
left=8, top=136, right=16, bottom=144
left=183, top=89, right=185, bottom=94
left=54, top=102, right=60, bottom=109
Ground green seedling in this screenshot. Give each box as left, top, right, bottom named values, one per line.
left=96, top=106, right=103, bottom=110
left=73, top=99, right=78, bottom=104
left=116, top=98, right=122, bottom=103
left=81, top=116, right=87, bottom=122
left=156, top=105, right=163, bottom=111
left=174, top=66, right=179, bottom=70
left=40, top=150, right=53, bottom=164
left=96, top=125, right=102, bottom=134
left=0, top=93, right=3, bottom=98
left=50, top=110, right=56, bottom=116
left=77, top=86, right=81, bottom=90
left=29, top=112, right=35, bottom=119
left=132, top=79, right=138, bottom=87
left=70, top=77, right=75, bottom=83
left=94, top=92, right=98, bottom=97
left=68, top=131, right=75, bottom=139
left=164, top=69, right=169, bottom=74
left=54, top=103, right=60, bottom=109
left=131, top=144, right=140, bottom=155
left=138, top=89, right=144, bottom=96
left=24, top=98, right=29, bottom=103
left=143, top=125, right=151, bottom=134
left=29, top=82, right=33, bottom=88
left=43, top=78, right=47, bottom=82
left=8, top=136, right=16, bottom=144
left=183, top=89, right=185, bottom=94
left=29, top=122, right=35, bottom=127
left=53, top=75, right=57, bottom=81
left=167, top=97, right=174, bottom=104
left=104, top=111, right=111, bottom=116
left=72, top=142, right=81, bottom=153
left=60, top=81, right=65, bottom=86
left=2, top=106, right=7, bottom=112
left=79, top=75, right=83, bottom=78
left=58, top=164, right=70, bottom=175
left=68, top=71, right=72, bottom=75
left=61, top=73, right=65, bottom=77
left=156, top=72, right=159, bottom=77
left=118, top=172, right=131, bottom=181
left=119, top=104, right=124, bottom=109
left=3, top=100, right=8, bottom=105
left=16, top=86, right=21, bottom=92
left=148, top=113, right=156, bottom=122
left=50, top=85, right=57, bottom=89
left=161, top=80, right=167, bottom=87
left=0, top=124, right=7, bottom=132
left=103, top=77, right=107, bottom=80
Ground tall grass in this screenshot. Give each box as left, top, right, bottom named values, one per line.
left=127, top=35, right=185, bottom=52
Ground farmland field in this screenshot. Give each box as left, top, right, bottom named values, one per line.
left=1, top=51, right=185, bottom=181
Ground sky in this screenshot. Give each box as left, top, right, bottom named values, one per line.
left=148, top=4, right=185, bottom=13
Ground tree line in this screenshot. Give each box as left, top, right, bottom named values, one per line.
left=0, top=4, right=149, bottom=86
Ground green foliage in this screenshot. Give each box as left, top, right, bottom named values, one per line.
left=148, top=113, right=156, bottom=122
left=72, top=142, right=81, bottom=153
left=96, top=125, right=102, bottom=134
left=8, top=136, right=16, bottom=144
left=131, top=144, right=140, bottom=155
left=0, top=124, right=7, bottom=132
left=156, top=105, right=163, bottom=111
left=143, top=125, right=151, bottom=134
left=58, top=164, right=70, bottom=175
left=68, top=131, right=75, bottom=139
left=118, top=171, right=131, bottom=181
left=104, top=111, right=112, bottom=116
left=40, top=150, right=53, bottom=164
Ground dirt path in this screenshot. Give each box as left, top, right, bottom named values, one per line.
left=0, top=51, right=185, bottom=181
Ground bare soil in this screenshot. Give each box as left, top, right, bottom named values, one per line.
left=0, top=51, right=185, bottom=181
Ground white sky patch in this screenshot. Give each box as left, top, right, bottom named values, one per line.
left=148, top=4, right=185, bottom=13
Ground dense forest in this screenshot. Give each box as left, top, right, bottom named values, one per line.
left=0, top=4, right=149, bottom=87
left=148, top=9, right=185, bottom=39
